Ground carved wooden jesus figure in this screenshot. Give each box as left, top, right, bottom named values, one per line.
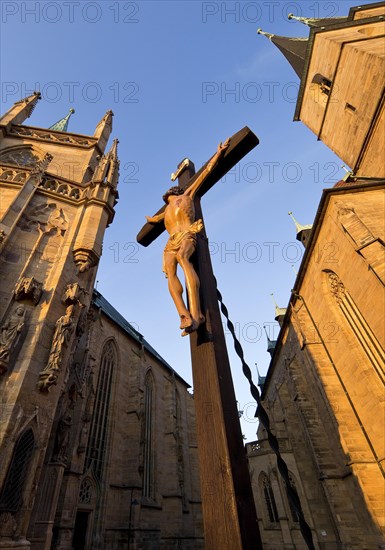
left=146, top=138, right=230, bottom=336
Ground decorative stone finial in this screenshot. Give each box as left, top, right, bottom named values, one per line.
left=288, top=13, right=314, bottom=26
left=257, top=28, right=274, bottom=40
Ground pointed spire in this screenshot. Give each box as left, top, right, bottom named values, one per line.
left=288, top=211, right=312, bottom=248
left=0, top=92, right=41, bottom=127
left=263, top=325, right=277, bottom=358
left=288, top=13, right=347, bottom=28
left=94, top=110, right=114, bottom=154
left=257, top=28, right=308, bottom=79
left=49, top=108, right=75, bottom=132
left=270, top=293, right=287, bottom=327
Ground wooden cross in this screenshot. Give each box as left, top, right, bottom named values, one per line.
left=137, top=127, right=263, bottom=549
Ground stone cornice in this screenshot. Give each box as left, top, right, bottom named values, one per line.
left=8, top=124, right=98, bottom=149
left=0, top=163, right=117, bottom=216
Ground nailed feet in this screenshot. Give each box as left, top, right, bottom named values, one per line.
left=181, top=314, right=205, bottom=337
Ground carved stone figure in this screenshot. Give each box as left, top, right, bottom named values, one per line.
left=0, top=512, right=17, bottom=538
left=52, top=412, right=73, bottom=463
left=46, top=203, right=68, bottom=236
left=146, top=139, right=230, bottom=336
left=18, top=202, right=67, bottom=236
left=14, top=276, right=43, bottom=305
left=0, top=305, right=25, bottom=374
left=37, top=305, right=75, bottom=392
left=61, top=282, right=88, bottom=306
left=77, top=368, right=95, bottom=454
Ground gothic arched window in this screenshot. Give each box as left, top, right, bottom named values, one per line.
left=0, top=147, right=40, bottom=167
left=260, top=473, right=279, bottom=524
left=79, top=478, right=93, bottom=505
left=324, top=270, right=385, bottom=383
left=283, top=473, right=302, bottom=524
left=0, top=429, right=35, bottom=512
left=288, top=474, right=301, bottom=523
left=143, top=372, right=155, bottom=498
left=85, top=341, right=115, bottom=480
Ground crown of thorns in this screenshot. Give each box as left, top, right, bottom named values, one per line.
left=162, top=186, right=184, bottom=204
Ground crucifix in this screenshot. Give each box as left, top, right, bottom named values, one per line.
left=137, top=127, right=263, bottom=549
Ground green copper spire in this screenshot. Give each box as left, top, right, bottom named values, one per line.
left=49, top=108, right=75, bottom=132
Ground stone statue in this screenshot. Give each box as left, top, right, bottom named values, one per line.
left=46, top=203, right=68, bottom=236
left=0, top=305, right=25, bottom=374
left=37, top=305, right=75, bottom=392
left=146, top=139, right=230, bottom=336
left=52, top=412, right=73, bottom=463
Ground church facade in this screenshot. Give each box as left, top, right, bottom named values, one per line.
left=0, top=98, right=203, bottom=549
left=249, top=3, right=385, bottom=549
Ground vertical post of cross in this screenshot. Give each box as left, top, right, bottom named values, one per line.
left=176, top=163, right=263, bottom=550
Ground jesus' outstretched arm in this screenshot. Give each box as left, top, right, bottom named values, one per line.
left=146, top=212, right=165, bottom=224
left=185, top=138, right=230, bottom=199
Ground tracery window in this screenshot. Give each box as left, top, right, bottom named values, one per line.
left=79, top=478, right=93, bottom=505
left=325, top=270, right=385, bottom=383
left=0, top=429, right=35, bottom=512
left=143, top=372, right=155, bottom=498
left=0, top=148, right=39, bottom=167
left=261, top=473, right=279, bottom=524
left=84, top=341, right=115, bottom=480
left=287, top=474, right=301, bottom=523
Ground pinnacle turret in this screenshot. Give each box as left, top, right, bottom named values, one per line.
left=94, top=110, right=114, bottom=154
left=0, top=92, right=41, bottom=128
left=92, top=138, right=120, bottom=188
left=270, top=294, right=287, bottom=327
left=288, top=211, right=313, bottom=248
left=263, top=325, right=277, bottom=358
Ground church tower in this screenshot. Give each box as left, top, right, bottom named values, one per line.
left=292, top=4, right=385, bottom=178
left=0, top=95, right=119, bottom=548
left=259, top=2, right=385, bottom=178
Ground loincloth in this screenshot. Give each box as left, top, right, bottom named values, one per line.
left=163, top=219, right=204, bottom=275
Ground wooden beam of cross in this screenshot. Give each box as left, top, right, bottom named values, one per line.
left=137, top=126, right=259, bottom=247
left=136, top=127, right=262, bottom=550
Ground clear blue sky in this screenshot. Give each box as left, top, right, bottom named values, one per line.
left=1, top=0, right=371, bottom=441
